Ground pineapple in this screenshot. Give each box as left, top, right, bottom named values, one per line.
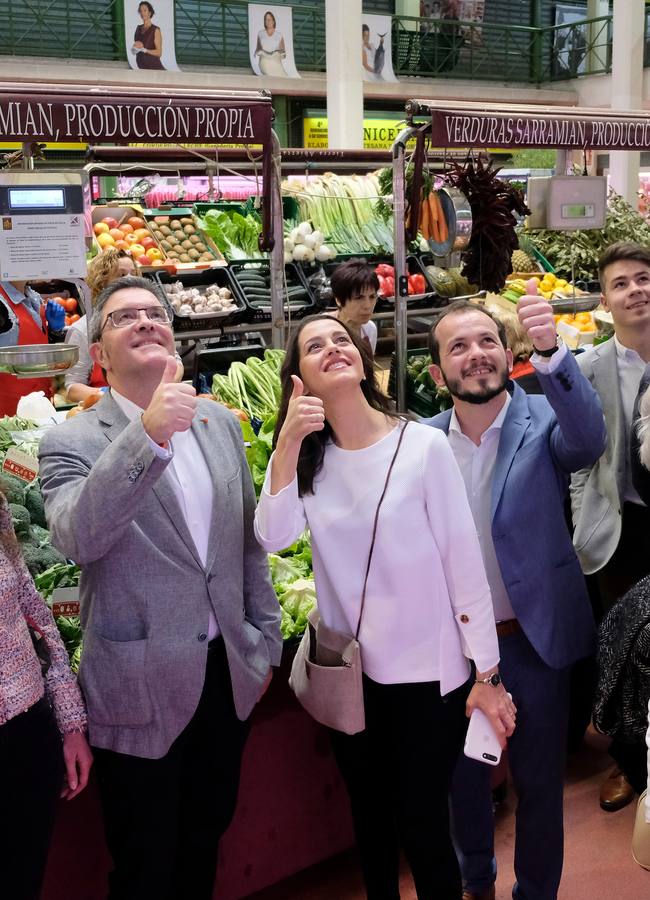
left=511, top=249, right=535, bottom=272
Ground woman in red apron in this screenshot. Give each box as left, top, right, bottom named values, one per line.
left=0, top=282, right=65, bottom=417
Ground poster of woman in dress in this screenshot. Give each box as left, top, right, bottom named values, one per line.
left=362, top=15, right=398, bottom=82
left=248, top=5, right=300, bottom=79
left=124, top=0, right=179, bottom=70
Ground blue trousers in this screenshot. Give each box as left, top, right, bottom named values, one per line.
left=451, top=630, right=570, bottom=900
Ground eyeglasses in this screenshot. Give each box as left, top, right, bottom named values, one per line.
left=101, top=305, right=172, bottom=332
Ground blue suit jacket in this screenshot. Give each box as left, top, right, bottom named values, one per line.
left=425, top=349, right=606, bottom=669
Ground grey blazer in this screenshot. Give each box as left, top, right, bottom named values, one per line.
left=570, top=339, right=625, bottom=575
left=38, top=393, right=282, bottom=759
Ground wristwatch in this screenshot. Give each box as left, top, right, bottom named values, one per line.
left=533, top=340, right=560, bottom=358
left=476, top=672, right=502, bottom=687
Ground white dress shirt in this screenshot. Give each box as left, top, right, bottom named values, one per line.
left=614, top=336, right=647, bottom=506
left=448, top=394, right=516, bottom=623
left=255, top=422, right=499, bottom=692
left=112, top=389, right=218, bottom=638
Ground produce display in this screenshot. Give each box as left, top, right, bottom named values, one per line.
left=93, top=213, right=166, bottom=268
left=414, top=189, right=449, bottom=245
left=162, top=280, right=237, bottom=317
left=500, top=273, right=587, bottom=303
left=284, top=221, right=336, bottom=264
left=447, top=157, right=531, bottom=292
left=529, top=191, right=650, bottom=282
left=374, top=263, right=426, bottom=299
left=424, top=265, right=478, bottom=298
left=148, top=215, right=216, bottom=265
left=196, top=208, right=264, bottom=260
left=212, top=348, right=284, bottom=422
left=283, top=173, right=394, bottom=256
left=229, top=263, right=312, bottom=315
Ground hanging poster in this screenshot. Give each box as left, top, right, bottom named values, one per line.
left=362, top=15, right=398, bottom=82
left=248, top=5, right=301, bottom=79
left=420, top=1, right=485, bottom=46
left=124, top=0, right=179, bottom=71
left=553, top=4, right=589, bottom=78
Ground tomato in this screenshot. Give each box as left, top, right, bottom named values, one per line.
left=62, top=297, right=78, bottom=313
left=68, top=313, right=81, bottom=323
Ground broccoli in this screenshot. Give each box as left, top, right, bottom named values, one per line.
left=1, top=473, right=27, bottom=505
left=9, top=502, right=30, bottom=537
left=20, top=542, right=66, bottom=579
left=28, top=524, right=51, bottom=548
left=24, top=488, right=47, bottom=528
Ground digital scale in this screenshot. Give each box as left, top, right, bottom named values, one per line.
left=0, top=171, right=91, bottom=280
left=526, top=175, right=607, bottom=231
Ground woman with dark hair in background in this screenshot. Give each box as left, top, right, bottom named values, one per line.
left=254, top=313, right=515, bottom=899
left=329, top=258, right=380, bottom=359
left=0, top=479, right=91, bottom=900
left=133, top=1, right=164, bottom=70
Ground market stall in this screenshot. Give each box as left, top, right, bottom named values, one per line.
left=390, top=99, right=650, bottom=410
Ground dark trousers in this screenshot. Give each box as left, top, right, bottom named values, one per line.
left=329, top=674, right=469, bottom=900
left=0, top=696, right=64, bottom=900
left=451, top=631, right=570, bottom=900
left=93, top=638, right=250, bottom=900
left=593, top=502, right=650, bottom=789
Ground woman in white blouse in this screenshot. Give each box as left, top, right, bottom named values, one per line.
left=254, top=11, right=287, bottom=77
left=254, top=314, right=515, bottom=899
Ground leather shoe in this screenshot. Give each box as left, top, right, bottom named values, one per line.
left=462, top=889, right=496, bottom=900
left=599, top=767, right=635, bottom=811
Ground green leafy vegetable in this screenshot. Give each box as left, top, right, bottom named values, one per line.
left=197, top=209, right=264, bottom=260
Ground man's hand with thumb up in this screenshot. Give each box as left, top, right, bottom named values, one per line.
left=517, top=277, right=558, bottom=353
left=142, top=355, right=197, bottom=445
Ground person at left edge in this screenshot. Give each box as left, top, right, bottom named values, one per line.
left=0, top=280, right=66, bottom=416
left=38, top=276, right=282, bottom=900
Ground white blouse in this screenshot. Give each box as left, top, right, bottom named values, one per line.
left=255, top=421, right=499, bottom=693
left=257, top=29, right=284, bottom=53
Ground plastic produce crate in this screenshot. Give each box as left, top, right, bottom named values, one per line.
left=388, top=347, right=448, bottom=418
left=229, top=260, right=316, bottom=323
left=153, top=267, right=247, bottom=332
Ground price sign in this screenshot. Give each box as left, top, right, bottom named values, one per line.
left=2, top=446, right=39, bottom=483
left=52, top=600, right=80, bottom=617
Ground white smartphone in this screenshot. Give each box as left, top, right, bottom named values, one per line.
left=464, top=707, right=503, bottom=766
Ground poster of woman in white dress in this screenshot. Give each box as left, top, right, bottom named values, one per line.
left=248, top=4, right=300, bottom=78
left=362, top=15, right=398, bottom=82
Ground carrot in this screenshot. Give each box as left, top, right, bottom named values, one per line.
left=428, top=193, right=441, bottom=243
left=420, top=189, right=430, bottom=239
left=436, top=192, right=449, bottom=243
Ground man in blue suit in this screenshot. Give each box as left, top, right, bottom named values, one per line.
left=425, top=287, right=606, bottom=900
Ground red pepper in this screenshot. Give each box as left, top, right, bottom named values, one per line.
left=375, top=263, right=394, bottom=278
left=410, top=273, right=426, bottom=294
left=383, top=275, right=395, bottom=297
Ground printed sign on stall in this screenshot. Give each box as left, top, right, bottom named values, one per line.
left=248, top=4, right=301, bottom=79
left=362, top=15, right=398, bottom=82
left=124, top=0, right=179, bottom=71
left=0, top=213, right=87, bottom=280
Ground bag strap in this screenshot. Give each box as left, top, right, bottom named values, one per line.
left=354, top=421, right=409, bottom=640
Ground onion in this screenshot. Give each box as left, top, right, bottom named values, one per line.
left=297, top=221, right=313, bottom=237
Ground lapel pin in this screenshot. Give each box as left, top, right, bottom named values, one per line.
left=199, top=417, right=209, bottom=424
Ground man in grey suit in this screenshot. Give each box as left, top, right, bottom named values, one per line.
left=571, top=241, right=650, bottom=811
left=38, top=276, right=282, bottom=900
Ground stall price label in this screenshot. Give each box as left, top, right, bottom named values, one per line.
left=2, top=447, right=39, bottom=483
left=52, top=600, right=80, bottom=618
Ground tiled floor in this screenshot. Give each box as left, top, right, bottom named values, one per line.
left=248, top=731, right=649, bottom=899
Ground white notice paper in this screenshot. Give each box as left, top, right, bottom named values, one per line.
left=0, top=213, right=87, bottom=280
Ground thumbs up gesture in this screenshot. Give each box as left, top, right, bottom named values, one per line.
left=142, top=355, right=197, bottom=445
left=279, top=375, right=325, bottom=446
left=517, top=278, right=557, bottom=353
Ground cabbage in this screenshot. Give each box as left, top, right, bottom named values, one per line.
left=275, top=577, right=317, bottom=639
left=268, top=552, right=310, bottom=585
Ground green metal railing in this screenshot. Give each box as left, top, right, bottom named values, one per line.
left=0, top=4, right=647, bottom=86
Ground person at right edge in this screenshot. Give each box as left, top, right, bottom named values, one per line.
left=571, top=242, right=650, bottom=813
left=426, top=283, right=606, bottom=900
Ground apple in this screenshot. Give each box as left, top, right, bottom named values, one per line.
left=141, top=236, right=155, bottom=251
left=136, top=254, right=150, bottom=266
left=115, top=240, right=130, bottom=251
left=128, top=216, right=146, bottom=230
left=125, top=233, right=139, bottom=245
left=93, top=222, right=109, bottom=236
left=146, top=247, right=163, bottom=260
left=102, top=217, right=119, bottom=229
left=129, top=243, right=145, bottom=257
left=120, top=223, right=134, bottom=235
left=97, top=233, right=115, bottom=248
left=109, top=228, right=125, bottom=241
left=133, top=228, right=150, bottom=243
left=151, top=259, right=164, bottom=267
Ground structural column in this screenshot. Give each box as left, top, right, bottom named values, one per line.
left=325, top=0, right=364, bottom=148
left=609, top=0, right=645, bottom=206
